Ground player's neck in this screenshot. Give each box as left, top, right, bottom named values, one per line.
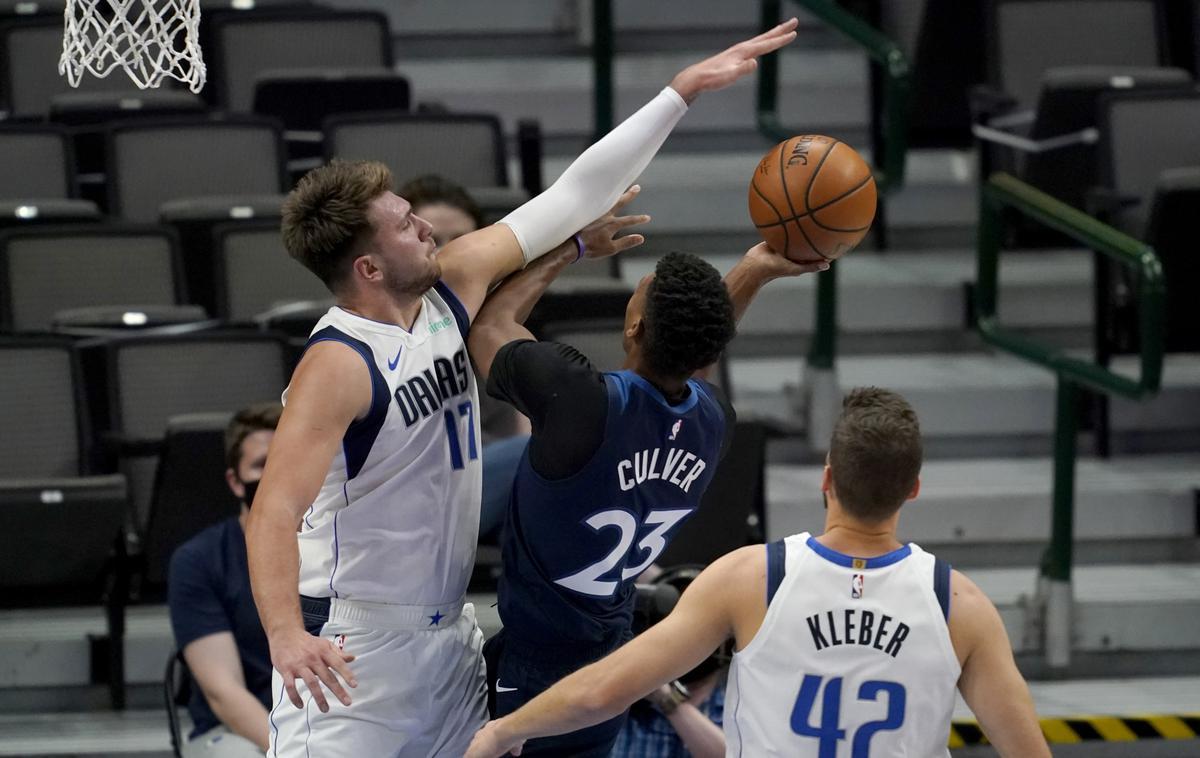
left=337, top=288, right=424, bottom=331
left=624, top=354, right=689, bottom=402
left=817, top=516, right=903, bottom=557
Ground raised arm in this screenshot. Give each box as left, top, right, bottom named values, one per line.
left=244, top=343, right=365, bottom=713
left=438, top=19, right=800, bottom=319
left=468, top=186, right=648, bottom=380
left=465, top=545, right=766, bottom=758
left=950, top=571, right=1051, bottom=758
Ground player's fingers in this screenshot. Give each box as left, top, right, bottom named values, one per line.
left=609, top=184, right=641, bottom=213
left=324, top=650, right=358, bottom=688
left=740, top=17, right=798, bottom=49
left=615, top=213, right=651, bottom=229
left=300, top=670, right=330, bottom=713
left=314, top=665, right=352, bottom=707
left=743, top=29, right=797, bottom=57
left=284, top=677, right=304, bottom=709
left=614, top=234, right=646, bottom=251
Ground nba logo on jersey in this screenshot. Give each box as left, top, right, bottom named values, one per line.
left=851, top=573, right=864, bottom=599
left=669, top=419, right=682, bottom=440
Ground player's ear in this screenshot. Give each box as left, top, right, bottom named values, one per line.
left=351, top=253, right=381, bottom=282
left=906, top=476, right=920, bottom=501
left=225, top=468, right=244, bottom=500
left=625, top=316, right=644, bottom=341
left=820, top=464, right=832, bottom=494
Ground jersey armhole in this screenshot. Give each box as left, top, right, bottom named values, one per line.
left=934, top=558, right=952, bottom=621
left=766, top=539, right=787, bottom=606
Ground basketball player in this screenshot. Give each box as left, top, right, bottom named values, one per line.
left=467, top=238, right=825, bottom=756
left=466, top=388, right=1052, bottom=758
left=245, top=19, right=802, bottom=758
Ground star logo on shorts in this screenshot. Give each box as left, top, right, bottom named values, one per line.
left=428, top=611, right=445, bottom=626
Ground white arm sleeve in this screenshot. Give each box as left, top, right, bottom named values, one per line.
left=499, top=86, right=688, bottom=263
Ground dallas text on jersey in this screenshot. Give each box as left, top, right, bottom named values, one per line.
left=393, top=348, right=470, bottom=426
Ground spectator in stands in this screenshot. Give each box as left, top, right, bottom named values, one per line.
left=168, top=404, right=280, bottom=757
left=399, top=173, right=530, bottom=541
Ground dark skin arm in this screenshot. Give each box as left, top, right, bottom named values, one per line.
left=468, top=187, right=649, bottom=380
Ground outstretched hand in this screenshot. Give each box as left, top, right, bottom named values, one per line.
left=577, top=185, right=651, bottom=260
left=744, top=241, right=829, bottom=281
left=669, top=18, right=799, bottom=104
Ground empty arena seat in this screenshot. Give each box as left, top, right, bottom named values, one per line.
left=106, top=116, right=287, bottom=223
left=0, top=124, right=100, bottom=224
left=0, top=225, right=185, bottom=332
left=143, top=412, right=239, bottom=588
left=105, top=331, right=290, bottom=530
left=253, top=68, right=412, bottom=134
left=327, top=112, right=509, bottom=189
left=212, top=221, right=330, bottom=321
left=0, top=0, right=65, bottom=15
left=207, top=9, right=392, bottom=112
left=0, top=337, right=92, bottom=478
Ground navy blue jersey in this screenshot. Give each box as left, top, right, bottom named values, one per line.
left=497, top=368, right=728, bottom=649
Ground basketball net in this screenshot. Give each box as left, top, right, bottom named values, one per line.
left=59, top=0, right=206, bottom=93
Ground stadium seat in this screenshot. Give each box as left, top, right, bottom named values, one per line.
left=0, top=124, right=100, bottom=225
left=0, top=0, right=64, bottom=16
left=0, top=225, right=186, bottom=332
left=207, top=9, right=392, bottom=113
left=212, top=220, right=329, bottom=322
left=253, top=68, right=412, bottom=134
left=104, top=331, right=290, bottom=532
left=1144, top=167, right=1200, bottom=353
left=143, top=413, right=239, bottom=589
left=0, top=337, right=129, bottom=707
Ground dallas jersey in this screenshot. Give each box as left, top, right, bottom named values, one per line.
left=725, top=532, right=960, bottom=758
left=284, top=284, right=481, bottom=607
left=499, top=370, right=727, bottom=649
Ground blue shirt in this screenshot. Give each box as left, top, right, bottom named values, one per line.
left=611, top=679, right=727, bottom=757
left=167, top=517, right=272, bottom=739
left=490, top=342, right=730, bottom=652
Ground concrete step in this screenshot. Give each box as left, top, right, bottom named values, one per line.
left=731, top=354, right=1200, bottom=447
left=766, top=454, right=1200, bottom=550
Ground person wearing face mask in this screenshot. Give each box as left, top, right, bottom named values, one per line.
left=168, top=403, right=281, bottom=757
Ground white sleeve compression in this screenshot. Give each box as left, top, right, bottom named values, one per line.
left=499, top=86, right=688, bottom=264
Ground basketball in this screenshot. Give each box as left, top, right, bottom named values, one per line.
left=747, top=135, right=877, bottom=263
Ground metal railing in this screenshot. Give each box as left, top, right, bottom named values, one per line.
left=756, top=0, right=911, bottom=372
left=975, top=173, right=1165, bottom=668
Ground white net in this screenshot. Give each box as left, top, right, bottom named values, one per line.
left=59, top=0, right=206, bottom=92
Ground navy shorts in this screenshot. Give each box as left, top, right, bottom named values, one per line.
left=483, top=629, right=628, bottom=758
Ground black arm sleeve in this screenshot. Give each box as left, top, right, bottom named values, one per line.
left=486, top=340, right=609, bottom=480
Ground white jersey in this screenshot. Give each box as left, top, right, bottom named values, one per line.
left=725, top=532, right=960, bottom=758
left=284, top=286, right=481, bottom=606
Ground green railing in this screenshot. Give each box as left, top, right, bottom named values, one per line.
left=757, top=0, right=911, bottom=370
left=976, top=174, right=1165, bottom=597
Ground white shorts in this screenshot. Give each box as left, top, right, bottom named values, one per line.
left=267, top=598, right=487, bottom=758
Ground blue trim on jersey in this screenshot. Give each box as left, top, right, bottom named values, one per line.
left=614, top=370, right=701, bottom=413
left=434, top=280, right=470, bottom=340
left=305, top=326, right=389, bottom=480
left=934, top=558, right=952, bottom=621
left=805, top=536, right=912, bottom=568
left=766, top=539, right=787, bottom=605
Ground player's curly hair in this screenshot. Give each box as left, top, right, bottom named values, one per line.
left=829, top=387, right=923, bottom=522
left=282, top=160, right=393, bottom=289
left=642, top=251, right=736, bottom=379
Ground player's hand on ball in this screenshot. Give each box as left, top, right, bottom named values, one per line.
left=669, top=18, right=799, bottom=103
left=270, top=627, right=357, bottom=712
left=577, top=185, right=651, bottom=260
left=745, top=241, right=828, bottom=280
left=465, top=720, right=525, bottom=758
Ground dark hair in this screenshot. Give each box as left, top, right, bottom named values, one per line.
left=281, top=160, right=393, bottom=289
left=398, top=174, right=484, bottom=229
left=643, top=252, right=736, bottom=379
left=224, top=403, right=282, bottom=471
left=828, top=387, right=922, bottom=522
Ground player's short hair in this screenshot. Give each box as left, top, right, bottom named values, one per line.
left=643, top=251, right=736, bottom=379
left=829, top=387, right=922, bottom=522
left=224, top=403, right=282, bottom=471
left=282, top=160, right=393, bottom=289
left=398, top=174, right=484, bottom=229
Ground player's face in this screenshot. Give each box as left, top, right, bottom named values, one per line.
left=364, top=192, right=440, bottom=296
left=412, top=202, right=478, bottom=248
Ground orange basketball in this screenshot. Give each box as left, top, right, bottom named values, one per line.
left=747, top=135, right=877, bottom=263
